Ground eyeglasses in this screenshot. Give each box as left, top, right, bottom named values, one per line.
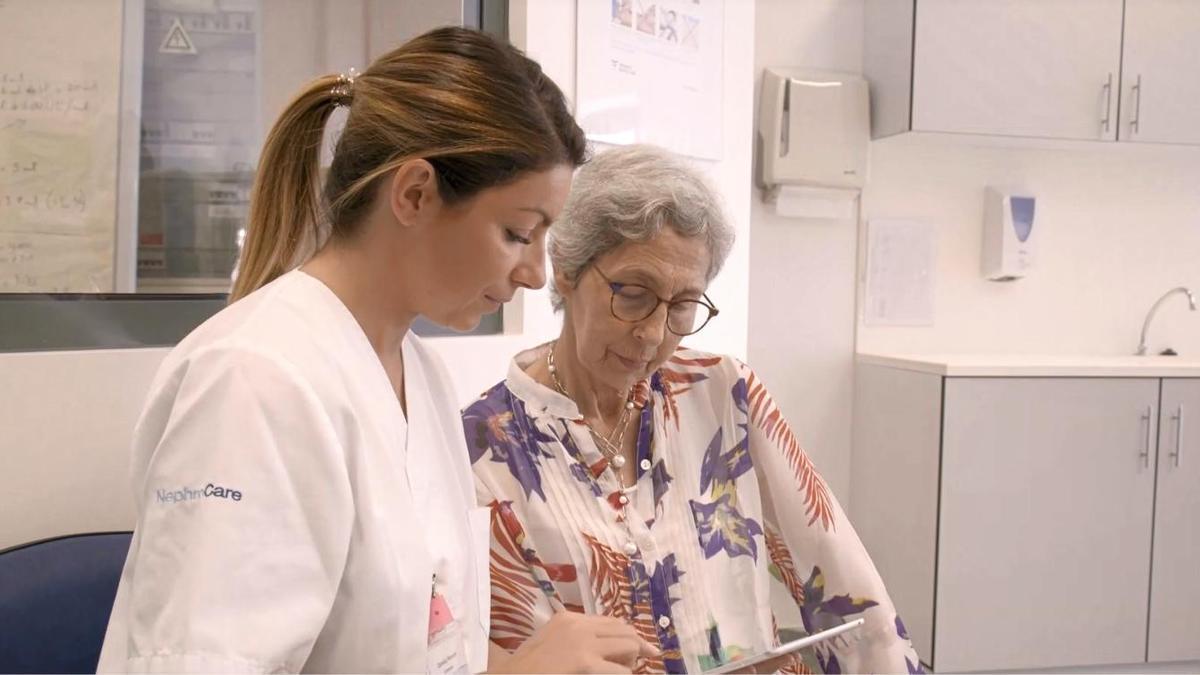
left=592, top=266, right=719, bottom=336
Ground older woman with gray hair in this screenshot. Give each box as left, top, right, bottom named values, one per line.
left=464, top=145, right=920, bottom=674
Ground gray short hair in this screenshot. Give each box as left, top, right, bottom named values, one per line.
left=548, top=144, right=734, bottom=311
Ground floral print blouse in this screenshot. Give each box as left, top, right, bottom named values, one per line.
left=463, top=345, right=922, bottom=673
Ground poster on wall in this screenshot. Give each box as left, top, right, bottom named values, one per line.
left=575, top=0, right=724, bottom=160
left=864, top=219, right=936, bottom=326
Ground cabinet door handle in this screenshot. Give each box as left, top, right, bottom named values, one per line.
left=1101, top=73, right=1113, bottom=134
left=1130, top=74, right=1143, bottom=135
left=1170, top=405, right=1184, bottom=468
left=1140, top=406, right=1153, bottom=469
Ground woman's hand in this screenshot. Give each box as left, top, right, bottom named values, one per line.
left=488, top=612, right=660, bottom=674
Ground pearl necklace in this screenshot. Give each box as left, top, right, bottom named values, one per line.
left=547, top=343, right=636, bottom=482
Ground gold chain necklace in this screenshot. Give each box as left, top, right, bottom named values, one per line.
left=547, top=343, right=636, bottom=476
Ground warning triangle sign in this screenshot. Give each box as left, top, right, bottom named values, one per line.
left=159, top=17, right=197, bottom=54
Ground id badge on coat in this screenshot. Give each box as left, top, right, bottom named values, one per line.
left=427, top=583, right=470, bottom=674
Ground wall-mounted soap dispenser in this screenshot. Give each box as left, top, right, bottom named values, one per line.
left=982, top=187, right=1037, bottom=281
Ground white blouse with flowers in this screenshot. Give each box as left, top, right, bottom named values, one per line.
left=463, top=345, right=922, bottom=674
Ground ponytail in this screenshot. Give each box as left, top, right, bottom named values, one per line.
left=229, top=27, right=586, bottom=303
left=229, top=74, right=342, bottom=302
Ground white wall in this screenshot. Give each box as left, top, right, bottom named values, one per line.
left=858, top=135, right=1200, bottom=356
left=748, top=0, right=865, bottom=502
left=0, top=348, right=167, bottom=550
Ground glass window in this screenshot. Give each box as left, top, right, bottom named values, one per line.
left=0, top=0, right=506, bottom=350
left=136, top=0, right=259, bottom=293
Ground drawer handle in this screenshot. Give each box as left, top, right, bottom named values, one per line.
left=1100, top=73, right=1113, bottom=134
left=1139, top=406, right=1152, bottom=469
left=1170, top=405, right=1184, bottom=468
left=1130, top=74, right=1143, bottom=135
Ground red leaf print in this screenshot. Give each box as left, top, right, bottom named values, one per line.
left=660, top=369, right=710, bottom=385
left=607, top=491, right=628, bottom=511
left=489, top=501, right=539, bottom=650
left=766, top=523, right=806, bottom=606
left=661, top=387, right=681, bottom=429
left=488, top=500, right=571, bottom=650
left=544, top=563, right=578, bottom=583
left=582, top=533, right=665, bottom=672
left=632, top=379, right=652, bottom=408
left=779, top=654, right=814, bottom=674
left=590, top=458, right=610, bottom=479
left=668, top=354, right=723, bottom=368
left=583, top=533, right=632, bottom=620
left=746, top=370, right=836, bottom=532
left=657, top=349, right=721, bottom=430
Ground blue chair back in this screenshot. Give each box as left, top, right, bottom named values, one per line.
left=0, top=532, right=132, bottom=674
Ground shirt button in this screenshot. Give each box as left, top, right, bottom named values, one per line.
left=623, top=541, right=639, bottom=556
left=618, top=494, right=629, bottom=505
left=658, top=615, right=671, bottom=628
left=640, top=459, right=652, bottom=471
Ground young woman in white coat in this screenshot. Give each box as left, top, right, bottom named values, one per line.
left=98, top=26, right=656, bottom=674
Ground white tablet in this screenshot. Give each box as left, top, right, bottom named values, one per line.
left=704, top=618, right=866, bottom=674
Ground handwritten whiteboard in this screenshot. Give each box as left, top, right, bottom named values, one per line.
left=0, top=0, right=123, bottom=292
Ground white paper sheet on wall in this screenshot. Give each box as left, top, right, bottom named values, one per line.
left=575, top=0, right=724, bottom=160
left=865, top=219, right=936, bottom=326
left=0, top=0, right=123, bottom=292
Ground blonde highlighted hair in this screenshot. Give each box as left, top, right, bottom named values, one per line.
left=230, top=27, right=587, bottom=302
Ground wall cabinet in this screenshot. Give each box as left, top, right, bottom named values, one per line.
left=1120, top=0, right=1200, bottom=145
left=864, top=0, right=1200, bottom=145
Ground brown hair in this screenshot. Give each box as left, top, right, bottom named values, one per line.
left=229, top=26, right=587, bottom=302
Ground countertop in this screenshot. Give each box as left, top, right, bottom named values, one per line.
left=856, top=353, right=1200, bottom=377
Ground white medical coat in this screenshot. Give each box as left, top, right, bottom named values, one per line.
left=98, top=270, right=490, bottom=673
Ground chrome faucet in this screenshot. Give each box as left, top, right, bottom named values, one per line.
left=1136, top=287, right=1197, bottom=355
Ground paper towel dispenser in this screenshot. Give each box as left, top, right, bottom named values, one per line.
left=758, top=68, right=870, bottom=192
